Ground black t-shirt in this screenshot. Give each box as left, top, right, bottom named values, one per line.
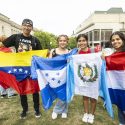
left=3, top=34, right=42, bottom=52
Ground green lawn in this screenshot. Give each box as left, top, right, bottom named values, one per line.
left=0, top=95, right=118, bottom=125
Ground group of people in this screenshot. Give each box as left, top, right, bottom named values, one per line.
left=0, top=18, right=125, bottom=125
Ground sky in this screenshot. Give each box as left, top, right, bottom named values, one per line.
left=0, top=0, right=125, bottom=36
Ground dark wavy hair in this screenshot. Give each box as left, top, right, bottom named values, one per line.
left=76, top=34, right=88, bottom=42
left=110, top=31, right=125, bottom=52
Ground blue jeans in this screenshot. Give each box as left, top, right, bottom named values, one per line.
left=53, top=99, right=68, bottom=114
left=118, top=108, right=125, bottom=124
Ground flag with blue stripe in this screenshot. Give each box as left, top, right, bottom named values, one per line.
left=105, top=52, right=125, bottom=112
left=99, top=60, right=114, bottom=118
left=31, top=55, right=67, bottom=110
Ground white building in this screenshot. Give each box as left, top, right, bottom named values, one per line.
left=0, top=13, right=39, bottom=37
left=74, top=7, right=125, bottom=47
left=0, top=13, right=21, bottom=37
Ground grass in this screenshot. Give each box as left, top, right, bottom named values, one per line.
left=0, top=95, right=118, bottom=125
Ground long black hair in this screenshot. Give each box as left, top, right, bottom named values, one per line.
left=110, top=31, right=125, bottom=52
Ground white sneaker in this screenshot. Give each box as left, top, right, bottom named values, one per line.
left=52, top=112, right=58, bottom=119
left=88, top=114, right=94, bottom=124
left=61, top=113, right=67, bottom=118
left=82, top=113, right=89, bottom=123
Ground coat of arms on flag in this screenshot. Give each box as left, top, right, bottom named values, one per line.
left=78, top=63, right=98, bottom=83
left=67, top=53, right=102, bottom=99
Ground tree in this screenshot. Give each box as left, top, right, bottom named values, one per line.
left=68, top=37, right=77, bottom=49
left=34, top=31, right=77, bottom=50
left=34, top=31, right=57, bottom=49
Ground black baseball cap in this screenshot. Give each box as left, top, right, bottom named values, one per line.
left=22, top=19, right=33, bottom=27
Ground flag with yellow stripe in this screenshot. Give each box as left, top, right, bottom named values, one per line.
left=0, top=49, right=48, bottom=94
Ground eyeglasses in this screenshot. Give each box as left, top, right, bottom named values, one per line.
left=22, top=24, right=32, bottom=28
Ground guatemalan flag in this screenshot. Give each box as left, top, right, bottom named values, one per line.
left=105, top=52, right=125, bottom=112
left=67, top=53, right=103, bottom=100
left=31, top=55, right=68, bottom=110
left=67, top=53, right=114, bottom=118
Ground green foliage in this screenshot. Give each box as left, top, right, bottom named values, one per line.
left=68, top=37, right=77, bottom=49
left=34, top=31, right=57, bottom=49
left=34, top=31, right=77, bottom=50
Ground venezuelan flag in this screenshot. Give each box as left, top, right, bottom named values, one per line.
left=0, top=49, right=48, bottom=94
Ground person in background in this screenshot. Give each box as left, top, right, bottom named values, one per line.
left=0, top=19, right=42, bottom=119
left=49, top=34, right=69, bottom=119
left=102, top=41, right=114, bottom=56
left=95, top=44, right=102, bottom=52
left=76, top=34, right=99, bottom=124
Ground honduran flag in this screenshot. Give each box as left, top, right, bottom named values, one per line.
left=31, top=55, right=68, bottom=110
left=105, top=52, right=125, bottom=112
left=0, top=50, right=48, bottom=94
left=31, top=48, right=78, bottom=109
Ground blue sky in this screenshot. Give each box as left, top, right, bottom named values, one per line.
left=0, top=0, right=125, bottom=36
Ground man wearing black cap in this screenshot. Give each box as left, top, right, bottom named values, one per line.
left=0, top=19, right=42, bottom=119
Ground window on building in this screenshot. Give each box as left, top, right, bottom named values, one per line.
left=89, top=31, right=92, bottom=41
left=105, top=31, right=112, bottom=40
left=2, top=26, right=5, bottom=35
left=121, top=31, right=125, bottom=35
left=11, top=29, right=13, bottom=34
left=94, top=29, right=100, bottom=41
left=101, top=29, right=112, bottom=42
left=85, top=32, right=91, bottom=46
left=86, top=32, right=88, bottom=39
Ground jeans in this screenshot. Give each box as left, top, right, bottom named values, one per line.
left=53, top=99, right=68, bottom=114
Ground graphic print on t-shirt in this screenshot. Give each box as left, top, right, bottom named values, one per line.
left=18, top=39, right=32, bottom=52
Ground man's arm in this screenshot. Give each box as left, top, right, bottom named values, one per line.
left=1, top=34, right=16, bottom=48
left=35, top=37, right=42, bottom=50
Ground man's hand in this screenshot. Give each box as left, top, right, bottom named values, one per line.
left=0, top=42, right=4, bottom=47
